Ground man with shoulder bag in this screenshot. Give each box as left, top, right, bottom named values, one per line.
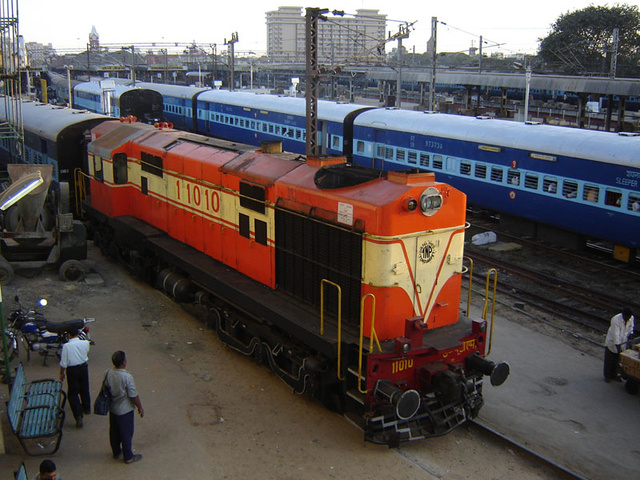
left=104, top=350, right=144, bottom=464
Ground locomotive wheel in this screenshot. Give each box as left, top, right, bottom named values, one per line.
left=624, top=379, right=639, bottom=395
left=250, top=339, right=265, bottom=365
left=59, top=260, right=85, bottom=282
left=0, top=259, right=14, bottom=285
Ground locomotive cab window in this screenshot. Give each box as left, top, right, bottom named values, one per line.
left=141, top=152, right=163, bottom=178
left=605, top=189, right=622, bottom=207
left=239, top=181, right=266, bottom=214
left=112, top=153, right=128, bottom=185
left=93, top=155, right=104, bottom=182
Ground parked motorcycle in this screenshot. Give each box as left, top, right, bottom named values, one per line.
left=6, top=296, right=95, bottom=365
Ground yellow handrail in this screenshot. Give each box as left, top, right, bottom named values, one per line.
left=320, top=279, right=343, bottom=380
left=482, top=268, right=498, bottom=356
left=357, top=293, right=381, bottom=394
left=464, top=256, right=474, bottom=317
left=74, top=167, right=89, bottom=217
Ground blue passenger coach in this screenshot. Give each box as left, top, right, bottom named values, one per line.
left=193, top=90, right=371, bottom=156
left=73, top=81, right=163, bottom=123
left=0, top=98, right=109, bottom=186
left=351, top=109, right=640, bottom=249
left=135, top=83, right=207, bottom=131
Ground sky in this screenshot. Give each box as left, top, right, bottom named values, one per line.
left=18, top=0, right=637, bottom=56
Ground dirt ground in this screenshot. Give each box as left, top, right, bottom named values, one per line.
left=0, top=244, right=559, bottom=480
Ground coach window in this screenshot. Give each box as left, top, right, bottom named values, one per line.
left=408, top=151, right=417, bottom=164
left=583, top=185, right=599, bottom=203
left=356, top=141, right=365, bottom=154
left=490, top=166, right=503, bottom=183
left=543, top=177, right=558, bottom=194
left=507, top=170, right=520, bottom=186
left=524, top=173, right=539, bottom=190
left=396, top=149, right=405, bottom=162
left=385, top=147, right=394, bottom=160
left=112, top=153, right=128, bottom=185
left=562, top=180, right=578, bottom=198
left=419, top=153, right=430, bottom=167
left=605, top=189, right=622, bottom=207
left=475, top=164, right=487, bottom=179
left=460, top=161, right=471, bottom=175
left=432, top=155, right=443, bottom=169
left=629, top=194, right=640, bottom=212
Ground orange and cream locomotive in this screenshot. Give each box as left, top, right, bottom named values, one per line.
left=81, top=120, right=509, bottom=445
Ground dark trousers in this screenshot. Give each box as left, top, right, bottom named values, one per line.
left=604, top=348, right=620, bottom=380
left=67, top=363, right=91, bottom=420
left=110, top=410, right=135, bottom=461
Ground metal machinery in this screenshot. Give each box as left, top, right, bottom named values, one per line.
left=0, top=164, right=88, bottom=283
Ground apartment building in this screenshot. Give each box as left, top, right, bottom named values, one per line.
left=266, top=6, right=387, bottom=63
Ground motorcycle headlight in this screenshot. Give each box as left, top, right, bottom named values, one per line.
left=419, top=187, right=443, bottom=217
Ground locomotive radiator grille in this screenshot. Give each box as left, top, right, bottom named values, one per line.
left=275, top=208, right=363, bottom=327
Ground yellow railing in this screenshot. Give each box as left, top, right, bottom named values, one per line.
left=74, top=168, right=90, bottom=216
left=357, top=293, right=381, bottom=394
left=482, top=268, right=498, bottom=356
left=464, top=256, right=474, bottom=317
left=320, top=279, right=343, bottom=380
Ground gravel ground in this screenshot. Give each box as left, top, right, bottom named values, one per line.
left=0, top=244, right=567, bottom=479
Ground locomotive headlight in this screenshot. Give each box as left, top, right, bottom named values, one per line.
left=419, top=187, right=443, bottom=217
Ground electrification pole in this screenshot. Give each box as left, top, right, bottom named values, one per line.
left=428, top=17, right=437, bottom=111
left=225, top=33, right=238, bottom=91
left=305, top=7, right=328, bottom=158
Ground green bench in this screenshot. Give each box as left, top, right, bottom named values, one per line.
left=6, top=363, right=67, bottom=455
left=13, top=462, right=28, bottom=480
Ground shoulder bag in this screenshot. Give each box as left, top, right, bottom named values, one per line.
left=93, top=371, right=112, bottom=415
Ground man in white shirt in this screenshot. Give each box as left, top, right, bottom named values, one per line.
left=59, top=329, right=91, bottom=427
left=604, top=307, right=635, bottom=382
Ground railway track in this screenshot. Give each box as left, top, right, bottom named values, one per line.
left=464, top=218, right=640, bottom=340
left=465, top=250, right=640, bottom=334
left=469, top=420, right=590, bottom=480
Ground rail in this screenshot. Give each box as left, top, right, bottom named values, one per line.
left=73, top=168, right=90, bottom=216
left=357, top=293, right=381, bottom=394
left=482, top=268, right=498, bottom=356
left=463, top=256, right=473, bottom=316
left=320, top=279, right=343, bottom=380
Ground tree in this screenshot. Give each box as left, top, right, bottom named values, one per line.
left=538, top=4, right=640, bottom=77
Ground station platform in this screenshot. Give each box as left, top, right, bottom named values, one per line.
left=480, top=308, right=640, bottom=480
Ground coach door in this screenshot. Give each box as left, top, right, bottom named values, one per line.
left=371, top=128, right=388, bottom=170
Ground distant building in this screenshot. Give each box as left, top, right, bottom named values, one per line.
left=25, top=42, right=55, bottom=68
left=89, top=25, right=100, bottom=51
left=266, top=6, right=387, bottom=63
